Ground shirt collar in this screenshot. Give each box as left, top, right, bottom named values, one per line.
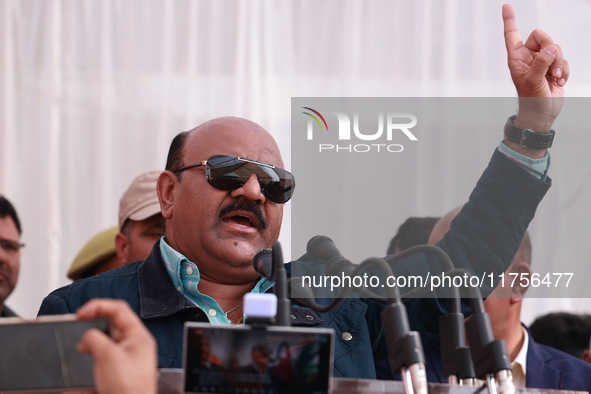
left=511, top=326, right=529, bottom=389
left=159, top=237, right=273, bottom=324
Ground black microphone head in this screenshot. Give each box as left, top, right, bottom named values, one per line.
left=306, top=235, right=343, bottom=261
left=288, top=277, right=318, bottom=310
left=289, top=277, right=316, bottom=300
left=272, top=240, right=284, bottom=267
left=253, top=248, right=273, bottom=279
left=325, top=256, right=356, bottom=277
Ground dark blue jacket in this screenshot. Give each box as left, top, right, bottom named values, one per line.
left=38, top=149, right=550, bottom=379
left=524, top=331, right=591, bottom=390
left=412, top=326, right=591, bottom=391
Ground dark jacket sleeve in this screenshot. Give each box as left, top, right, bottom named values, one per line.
left=389, top=149, right=551, bottom=297
left=399, top=149, right=551, bottom=338
left=435, top=148, right=551, bottom=293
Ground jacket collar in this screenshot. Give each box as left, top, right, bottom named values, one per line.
left=138, top=240, right=187, bottom=319
left=137, top=240, right=323, bottom=325
left=524, top=324, right=560, bottom=388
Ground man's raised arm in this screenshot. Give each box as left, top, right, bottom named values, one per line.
left=502, top=3, right=569, bottom=158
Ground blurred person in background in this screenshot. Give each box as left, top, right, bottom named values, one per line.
left=67, top=170, right=163, bottom=280
left=530, top=312, right=591, bottom=361
left=386, top=216, right=440, bottom=255
left=0, top=195, right=24, bottom=317
left=422, top=206, right=591, bottom=390
left=115, top=170, right=164, bottom=265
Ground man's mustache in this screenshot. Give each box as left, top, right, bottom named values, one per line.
left=219, top=200, right=267, bottom=230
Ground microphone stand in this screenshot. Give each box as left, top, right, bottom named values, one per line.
left=302, top=236, right=428, bottom=394
left=384, top=246, right=514, bottom=393
left=273, top=241, right=291, bottom=327
left=300, top=237, right=515, bottom=394
left=253, top=241, right=291, bottom=326
left=465, top=292, right=515, bottom=394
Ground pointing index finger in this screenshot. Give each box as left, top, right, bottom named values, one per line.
left=502, top=4, right=523, bottom=53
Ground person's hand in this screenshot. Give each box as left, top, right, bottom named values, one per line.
left=502, top=3, right=569, bottom=140
left=76, top=299, right=157, bottom=394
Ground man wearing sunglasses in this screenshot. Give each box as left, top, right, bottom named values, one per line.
left=39, top=4, right=568, bottom=382
left=39, top=117, right=296, bottom=358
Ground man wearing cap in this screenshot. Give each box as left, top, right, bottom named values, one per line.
left=115, top=170, right=164, bottom=266
left=67, top=226, right=120, bottom=280
left=67, top=171, right=163, bottom=280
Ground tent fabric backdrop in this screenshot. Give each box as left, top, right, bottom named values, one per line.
left=2, top=0, right=591, bottom=319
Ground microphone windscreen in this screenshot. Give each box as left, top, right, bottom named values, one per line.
left=253, top=248, right=273, bottom=279
left=306, top=235, right=343, bottom=261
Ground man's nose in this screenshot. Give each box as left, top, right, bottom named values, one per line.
left=230, top=173, right=265, bottom=202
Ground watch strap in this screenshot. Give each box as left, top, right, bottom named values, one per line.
left=504, top=115, right=555, bottom=149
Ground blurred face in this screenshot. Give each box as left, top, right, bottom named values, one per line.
left=0, top=216, right=21, bottom=308
left=92, top=253, right=125, bottom=277
left=251, top=344, right=271, bottom=370
left=161, top=118, right=285, bottom=285
left=124, top=214, right=164, bottom=264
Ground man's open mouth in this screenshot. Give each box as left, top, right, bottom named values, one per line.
left=222, top=211, right=260, bottom=229
left=219, top=201, right=268, bottom=230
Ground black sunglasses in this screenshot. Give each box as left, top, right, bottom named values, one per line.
left=174, top=155, right=295, bottom=204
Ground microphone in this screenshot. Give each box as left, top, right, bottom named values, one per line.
left=272, top=241, right=291, bottom=327
left=439, top=310, right=477, bottom=385
left=307, top=235, right=356, bottom=278
left=306, top=235, right=343, bottom=261
left=465, top=298, right=515, bottom=394
left=306, top=236, right=513, bottom=393
left=253, top=248, right=273, bottom=279
left=253, top=241, right=291, bottom=326
left=383, top=247, right=479, bottom=387
left=381, top=302, right=428, bottom=394
left=436, top=271, right=477, bottom=385
left=307, top=235, right=427, bottom=394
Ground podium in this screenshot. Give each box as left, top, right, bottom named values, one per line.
left=157, top=369, right=589, bottom=394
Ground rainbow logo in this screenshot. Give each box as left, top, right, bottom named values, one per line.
left=302, top=107, right=329, bottom=131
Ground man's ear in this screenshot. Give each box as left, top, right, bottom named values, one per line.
left=582, top=349, right=591, bottom=363
left=115, top=232, right=129, bottom=264
left=157, top=171, right=177, bottom=220
left=510, top=262, right=532, bottom=300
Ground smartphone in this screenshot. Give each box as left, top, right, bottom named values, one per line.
left=0, top=314, right=108, bottom=392
left=183, top=322, right=334, bottom=394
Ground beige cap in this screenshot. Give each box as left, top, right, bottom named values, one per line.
left=67, top=226, right=118, bottom=280
left=118, top=170, right=162, bottom=228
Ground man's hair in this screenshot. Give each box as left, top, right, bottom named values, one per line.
left=0, top=195, right=22, bottom=235
left=120, top=219, right=135, bottom=241
left=530, top=312, right=591, bottom=358
left=387, top=216, right=440, bottom=255
left=165, top=131, right=190, bottom=180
